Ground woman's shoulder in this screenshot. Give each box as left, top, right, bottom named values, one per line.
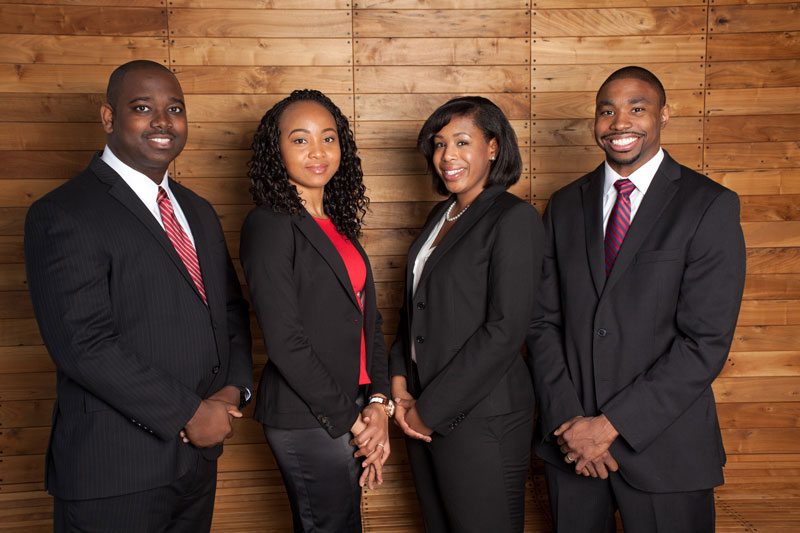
left=490, top=191, right=538, bottom=220
left=241, top=204, right=299, bottom=243
left=243, top=204, right=295, bottom=226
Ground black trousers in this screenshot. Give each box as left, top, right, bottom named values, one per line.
left=545, top=461, right=715, bottom=533
left=53, top=453, right=217, bottom=533
left=405, top=408, right=534, bottom=533
left=264, top=393, right=365, bottom=533
left=264, top=425, right=362, bottom=533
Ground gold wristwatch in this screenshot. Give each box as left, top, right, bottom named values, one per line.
left=368, top=395, right=396, bottom=418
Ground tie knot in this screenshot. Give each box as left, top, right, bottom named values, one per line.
left=157, top=186, right=168, bottom=203
left=614, top=178, right=635, bottom=196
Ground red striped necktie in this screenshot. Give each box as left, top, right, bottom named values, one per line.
left=604, top=178, right=636, bottom=276
left=157, top=187, right=207, bottom=304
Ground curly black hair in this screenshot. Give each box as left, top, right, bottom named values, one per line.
left=248, top=89, right=368, bottom=239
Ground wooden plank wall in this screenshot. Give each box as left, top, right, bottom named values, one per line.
left=0, top=1, right=797, bottom=531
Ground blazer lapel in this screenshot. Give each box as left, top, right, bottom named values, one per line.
left=293, top=212, right=361, bottom=310
left=404, top=199, right=450, bottom=292
left=91, top=156, right=202, bottom=300
left=581, top=165, right=606, bottom=297
left=603, top=152, right=681, bottom=296
left=413, top=185, right=506, bottom=291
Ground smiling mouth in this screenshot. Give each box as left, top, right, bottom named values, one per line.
left=307, top=165, right=329, bottom=174
left=147, top=135, right=175, bottom=147
left=442, top=168, right=465, bottom=179
left=604, top=134, right=642, bottom=150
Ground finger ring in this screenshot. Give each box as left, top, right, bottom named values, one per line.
left=566, top=454, right=574, bottom=463
left=376, top=442, right=385, bottom=448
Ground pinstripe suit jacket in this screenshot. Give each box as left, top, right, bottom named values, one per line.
left=24, top=154, right=252, bottom=500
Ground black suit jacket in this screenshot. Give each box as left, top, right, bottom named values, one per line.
left=239, top=206, right=389, bottom=439
left=389, top=185, right=543, bottom=436
left=24, top=154, right=252, bottom=500
left=527, top=151, right=746, bottom=493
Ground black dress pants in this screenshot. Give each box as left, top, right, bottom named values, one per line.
left=545, top=461, right=715, bottom=533
left=264, top=423, right=362, bottom=533
left=405, top=408, right=534, bottom=533
left=53, top=453, right=217, bottom=533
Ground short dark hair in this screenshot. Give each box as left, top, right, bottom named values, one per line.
left=417, top=96, right=522, bottom=196
left=248, top=89, right=367, bottom=239
left=598, top=66, right=666, bottom=108
left=106, top=60, right=174, bottom=107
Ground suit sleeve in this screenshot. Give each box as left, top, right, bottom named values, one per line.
left=388, top=299, right=409, bottom=379
left=24, top=199, right=201, bottom=441
left=601, top=189, right=746, bottom=452
left=219, top=219, right=253, bottom=393
left=415, top=203, right=544, bottom=435
left=366, top=299, right=390, bottom=398
left=363, top=255, right=389, bottom=398
left=526, top=201, right=586, bottom=440
left=239, top=208, right=360, bottom=438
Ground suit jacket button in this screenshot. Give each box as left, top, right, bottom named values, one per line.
left=416, top=336, right=425, bottom=343
left=416, top=302, right=426, bottom=310
left=597, top=328, right=607, bottom=337
left=212, top=365, right=220, bottom=374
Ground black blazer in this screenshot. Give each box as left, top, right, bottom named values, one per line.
left=240, top=206, right=389, bottom=439
left=389, top=185, right=543, bottom=436
left=24, top=154, right=252, bottom=500
left=527, top=151, right=746, bottom=493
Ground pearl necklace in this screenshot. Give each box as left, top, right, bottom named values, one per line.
left=445, top=201, right=470, bottom=222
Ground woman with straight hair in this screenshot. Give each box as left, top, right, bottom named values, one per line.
left=240, top=89, right=393, bottom=532
left=389, top=96, right=544, bottom=532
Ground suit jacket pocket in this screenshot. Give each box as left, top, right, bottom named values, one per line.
left=635, top=248, right=682, bottom=264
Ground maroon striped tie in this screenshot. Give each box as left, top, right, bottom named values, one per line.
left=157, top=187, right=207, bottom=304
left=604, top=178, right=636, bottom=276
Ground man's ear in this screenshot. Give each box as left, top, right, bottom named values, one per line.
left=659, top=104, right=670, bottom=130
left=100, top=103, right=114, bottom=134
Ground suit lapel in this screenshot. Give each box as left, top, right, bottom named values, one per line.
left=91, top=156, right=207, bottom=304
left=404, top=199, right=450, bottom=292
left=602, top=152, right=681, bottom=296
left=413, top=185, right=505, bottom=291
left=294, top=212, right=361, bottom=310
left=581, top=165, right=606, bottom=297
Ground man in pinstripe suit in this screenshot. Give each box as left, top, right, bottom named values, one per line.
left=24, top=60, right=252, bottom=532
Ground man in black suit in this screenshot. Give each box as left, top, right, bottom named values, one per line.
left=527, top=66, right=746, bottom=532
left=24, top=60, right=252, bottom=532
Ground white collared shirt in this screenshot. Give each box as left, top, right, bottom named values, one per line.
left=101, top=145, right=196, bottom=246
left=602, top=148, right=664, bottom=234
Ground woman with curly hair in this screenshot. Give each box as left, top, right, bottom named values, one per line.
left=240, top=89, right=392, bottom=532
left=389, top=96, right=544, bottom=532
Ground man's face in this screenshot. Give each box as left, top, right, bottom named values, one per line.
left=101, top=68, right=187, bottom=183
left=594, top=78, right=669, bottom=177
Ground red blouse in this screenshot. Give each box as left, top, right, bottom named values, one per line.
left=314, top=217, right=370, bottom=385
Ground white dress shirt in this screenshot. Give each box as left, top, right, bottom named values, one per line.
left=602, top=148, right=664, bottom=234
left=101, top=145, right=196, bottom=246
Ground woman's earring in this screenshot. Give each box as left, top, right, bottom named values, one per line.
left=490, top=156, right=496, bottom=161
